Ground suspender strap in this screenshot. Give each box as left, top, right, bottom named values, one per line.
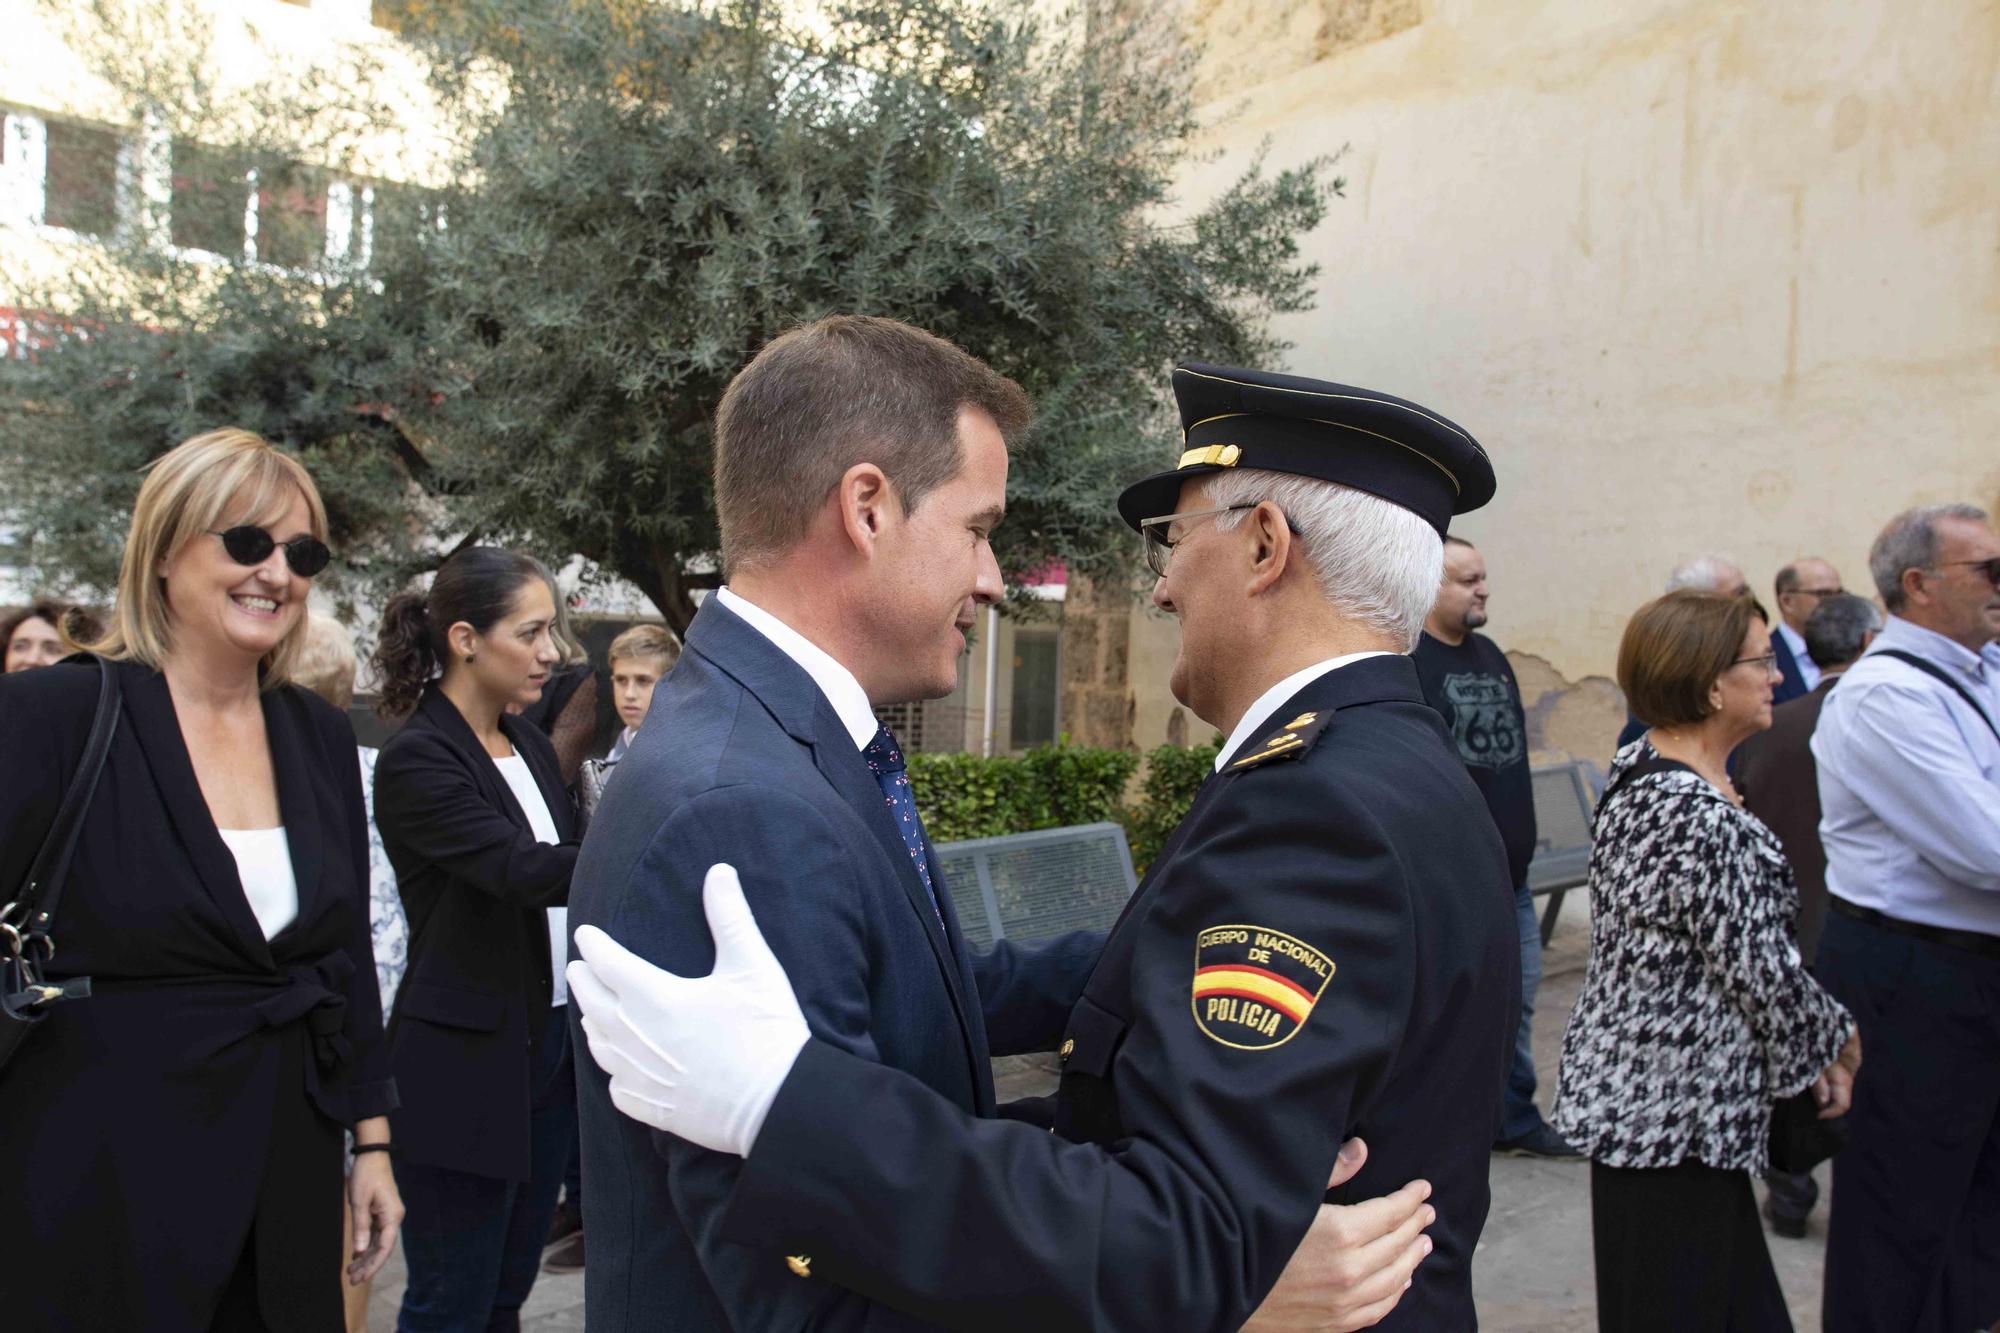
left=1873, top=649, right=2000, bottom=745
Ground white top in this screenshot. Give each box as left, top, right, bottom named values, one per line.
left=218, top=826, right=300, bottom=941
left=1214, top=653, right=1394, bottom=771
left=1777, top=621, right=1822, bottom=692
left=493, top=752, right=569, bottom=1006
left=717, top=586, right=879, bottom=750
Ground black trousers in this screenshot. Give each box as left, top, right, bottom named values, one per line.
left=1590, top=1159, right=1791, bottom=1333
left=1816, top=910, right=2000, bottom=1333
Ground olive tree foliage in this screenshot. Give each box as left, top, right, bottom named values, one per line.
left=1, top=0, right=1340, bottom=631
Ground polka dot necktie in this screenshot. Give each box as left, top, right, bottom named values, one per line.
left=863, top=724, right=943, bottom=929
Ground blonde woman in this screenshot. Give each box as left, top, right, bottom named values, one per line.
left=0, top=430, right=401, bottom=1331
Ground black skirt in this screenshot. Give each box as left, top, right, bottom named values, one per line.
left=1590, top=1158, right=1793, bottom=1333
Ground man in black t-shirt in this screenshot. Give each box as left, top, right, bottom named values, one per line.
left=1414, top=536, right=1580, bottom=1160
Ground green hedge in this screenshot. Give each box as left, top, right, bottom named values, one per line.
left=908, top=740, right=1216, bottom=874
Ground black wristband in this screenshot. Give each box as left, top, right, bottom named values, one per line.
left=351, top=1142, right=394, bottom=1157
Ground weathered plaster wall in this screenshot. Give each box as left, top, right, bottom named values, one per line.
left=1119, top=0, right=1999, bottom=758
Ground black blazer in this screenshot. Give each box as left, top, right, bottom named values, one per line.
left=722, top=656, right=1519, bottom=1331
left=568, top=597, right=1097, bottom=1332
left=1735, top=677, right=1837, bottom=963
left=0, top=658, right=393, bottom=1330
left=1771, top=627, right=1812, bottom=707
left=374, top=684, right=577, bottom=1181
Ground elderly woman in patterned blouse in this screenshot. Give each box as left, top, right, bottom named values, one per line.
left=1554, top=589, right=1862, bottom=1333
left=295, top=612, right=409, bottom=1333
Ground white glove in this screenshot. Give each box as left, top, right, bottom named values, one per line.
left=567, top=863, right=810, bottom=1158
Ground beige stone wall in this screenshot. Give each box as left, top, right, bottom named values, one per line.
left=1121, top=0, right=2000, bottom=763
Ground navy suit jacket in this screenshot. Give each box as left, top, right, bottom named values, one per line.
left=1770, top=626, right=1811, bottom=706
left=568, top=598, right=1097, bottom=1331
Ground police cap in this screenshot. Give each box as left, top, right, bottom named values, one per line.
left=1115, top=362, right=1495, bottom=538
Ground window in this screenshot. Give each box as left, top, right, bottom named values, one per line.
left=256, top=164, right=329, bottom=270
left=43, top=119, right=121, bottom=237
left=171, top=140, right=249, bottom=256
left=1009, top=629, right=1061, bottom=750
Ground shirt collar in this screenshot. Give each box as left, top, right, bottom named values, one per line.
left=716, top=586, right=881, bottom=750
left=1214, top=652, right=1393, bottom=771
left=1872, top=614, right=1998, bottom=679
left=1776, top=621, right=1808, bottom=656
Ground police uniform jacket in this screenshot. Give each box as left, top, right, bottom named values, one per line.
left=567, top=597, right=1099, bottom=1332
left=0, top=659, right=395, bottom=1331
left=373, top=684, right=576, bottom=1181
left=713, top=654, right=1519, bottom=1331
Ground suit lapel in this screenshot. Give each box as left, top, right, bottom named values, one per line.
left=689, top=601, right=986, bottom=1065
left=121, top=665, right=271, bottom=964
left=262, top=688, right=323, bottom=940
left=417, top=687, right=528, bottom=832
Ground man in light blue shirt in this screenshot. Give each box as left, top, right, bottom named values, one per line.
left=1811, top=502, right=2000, bottom=1333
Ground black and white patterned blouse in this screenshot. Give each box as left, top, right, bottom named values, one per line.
left=1552, top=740, right=1853, bottom=1172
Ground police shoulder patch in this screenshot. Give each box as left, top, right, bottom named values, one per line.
left=1226, top=708, right=1333, bottom=771
left=1192, top=924, right=1336, bottom=1050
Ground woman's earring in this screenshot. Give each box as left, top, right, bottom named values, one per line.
left=466, top=653, right=477, bottom=664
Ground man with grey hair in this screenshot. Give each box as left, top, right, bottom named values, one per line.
left=568, top=361, right=1520, bottom=1330
left=1812, top=503, right=2000, bottom=1332
left=1665, top=553, right=1751, bottom=597
left=1616, top=554, right=1756, bottom=750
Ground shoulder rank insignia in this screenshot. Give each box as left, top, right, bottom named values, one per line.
left=1228, top=708, right=1334, bottom=771
left=1192, top=924, right=1336, bottom=1050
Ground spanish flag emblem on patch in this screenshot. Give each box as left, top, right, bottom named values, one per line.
left=1192, top=924, right=1336, bottom=1050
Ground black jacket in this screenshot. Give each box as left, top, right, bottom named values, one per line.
left=721, top=655, right=1519, bottom=1331
left=374, top=684, right=577, bottom=1181
left=0, top=658, right=393, bottom=1330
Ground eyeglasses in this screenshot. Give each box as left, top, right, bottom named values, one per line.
left=1730, top=652, right=1779, bottom=674
left=1138, top=504, right=1259, bottom=578
left=207, top=525, right=332, bottom=578
left=1789, top=586, right=1843, bottom=598
left=1938, top=558, right=2000, bottom=588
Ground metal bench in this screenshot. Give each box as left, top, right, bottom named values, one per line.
left=1527, top=760, right=1601, bottom=945
left=932, top=822, right=1139, bottom=949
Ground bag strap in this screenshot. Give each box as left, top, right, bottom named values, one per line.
left=1872, top=649, right=2000, bottom=745
left=4, top=655, right=123, bottom=957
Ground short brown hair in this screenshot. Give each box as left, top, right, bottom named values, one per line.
left=88, top=428, right=330, bottom=689
left=712, top=315, right=1032, bottom=574
left=1617, top=589, right=1768, bottom=727
left=608, top=623, right=678, bottom=671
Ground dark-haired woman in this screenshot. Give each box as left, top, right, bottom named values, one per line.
left=1553, top=589, right=1860, bottom=1332
left=370, top=546, right=579, bottom=1332
left=0, top=429, right=400, bottom=1330
left=3, top=597, right=103, bottom=671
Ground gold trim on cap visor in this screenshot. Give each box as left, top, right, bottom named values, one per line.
left=1178, top=444, right=1242, bottom=469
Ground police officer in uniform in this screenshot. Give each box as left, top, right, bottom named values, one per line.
left=570, top=362, right=1520, bottom=1331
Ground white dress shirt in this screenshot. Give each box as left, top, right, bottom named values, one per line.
left=606, top=726, right=640, bottom=764
left=1812, top=615, right=2000, bottom=934
left=1213, top=652, right=1393, bottom=771
left=218, top=826, right=299, bottom=940
left=716, top=586, right=880, bottom=750
left=493, top=751, right=569, bottom=1005
left=1777, top=621, right=1822, bottom=692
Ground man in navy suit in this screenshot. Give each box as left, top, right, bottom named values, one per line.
left=1769, top=556, right=1846, bottom=706
left=567, top=321, right=1433, bottom=1331
left=572, top=352, right=1511, bottom=1330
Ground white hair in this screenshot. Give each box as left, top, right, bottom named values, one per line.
left=1206, top=470, right=1443, bottom=651
left=1665, top=554, right=1743, bottom=593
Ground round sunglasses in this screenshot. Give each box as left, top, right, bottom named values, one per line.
left=206, top=525, right=333, bottom=578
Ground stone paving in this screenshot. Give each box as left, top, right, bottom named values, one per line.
left=369, top=894, right=1833, bottom=1330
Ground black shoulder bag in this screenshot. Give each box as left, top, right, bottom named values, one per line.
left=1599, top=752, right=1847, bottom=1175
left=1, top=655, right=121, bottom=1073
